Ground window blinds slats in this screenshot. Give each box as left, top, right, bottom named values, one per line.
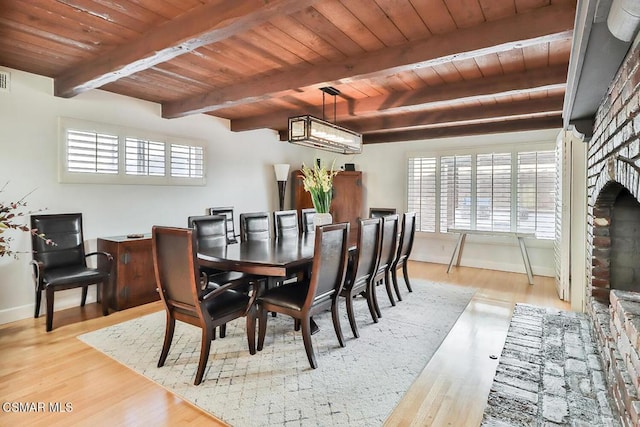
left=170, top=144, right=204, bottom=178
left=66, top=130, right=118, bottom=174
left=409, top=149, right=556, bottom=239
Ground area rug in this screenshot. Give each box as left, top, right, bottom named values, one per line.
left=481, top=303, right=619, bottom=427
left=78, top=280, right=474, bottom=426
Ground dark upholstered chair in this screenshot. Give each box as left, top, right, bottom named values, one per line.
left=371, top=214, right=399, bottom=318
left=188, top=214, right=258, bottom=338
left=208, top=207, right=239, bottom=244
left=300, top=208, right=316, bottom=234
left=254, top=223, right=350, bottom=369
left=273, top=210, right=299, bottom=239
left=369, top=207, right=397, bottom=218
left=30, top=213, right=113, bottom=332
left=340, top=217, right=381, bottom=338
left=152, top=226, right=257, bottom=386
left=239, top=212, right=271, bottom=242
left=391, top=212, right=417, bottom=300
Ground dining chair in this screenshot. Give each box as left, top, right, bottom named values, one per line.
left=208, top=206, right=239, bottom=244
left=254, top=222, right=350, bottom=369
left=188, top=214, right=260, bottom=338
left=369, top=207, right=397, bottom=218
left=152, top=226, right=257, bottom=386
left=30, top=213, right=113, bottom=332
left=371, top=214, right=399, bottom=318
left=239, top=211, right=271, bottom=242
left=273, top=210, right=299, bottom=239
left=340, top=217, right=382, bottom=338
left=300, top=208, right=316, bottom=234
left=391, top=212, right=417, bottom=301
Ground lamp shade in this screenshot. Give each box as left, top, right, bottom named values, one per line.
left=288, top=115, right=362, bottom=154
left=273, top=163, right=290, bottom=181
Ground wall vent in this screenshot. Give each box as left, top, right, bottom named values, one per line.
left=0, top=71, right=10, bottom=92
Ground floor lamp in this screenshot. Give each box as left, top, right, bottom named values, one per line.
left=274, top=164, right=290, bottom=211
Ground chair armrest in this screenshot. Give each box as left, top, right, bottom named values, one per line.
left=85, top=251, right=114, bottom=273
left=200, top=276, right=261, bottom=302
left=29, top=260, right=45, bottom=288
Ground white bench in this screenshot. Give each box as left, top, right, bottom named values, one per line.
left=446, top=228, right=536, bottom=285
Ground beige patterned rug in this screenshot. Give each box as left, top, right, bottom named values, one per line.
left=78, top=280, right=474, bottom=426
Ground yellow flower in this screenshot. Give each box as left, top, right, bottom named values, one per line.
left=300, top=161, right=338, bottom=213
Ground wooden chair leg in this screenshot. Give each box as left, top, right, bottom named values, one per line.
left=194, top=327, right=213, bottom=385
left=100, top=283, right=110, bottom=316
left=34, top=288, right=42, bottom=318
left=257, top=306, right=268, bottom=351
left=158, top=315, right=175, bottom=368
left=246, top=308, right=257, bottom=355
left=391, top=268, right=403, bottom=301
left=331, top=300, right=345, bottom=348
left=219, top=323, right=227, bottom=338
left=384, top=274, right=396, bottom=306
left=80, top=285, right=88, bottom=307
left=300, top=316, right=318, bottom=369
left=294, top=319, right=301, bottom=331
left=46, top=288, right=55, bottom=332
left=344, top=289, right=359, bottom=338
left=365, top=286, right=378, bottom=323
left=371, top=279, right=382, bottom=319
left=403, top=263, right=413, bottom=292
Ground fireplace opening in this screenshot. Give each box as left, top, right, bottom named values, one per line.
left=610, top=188, right=640, bottom=292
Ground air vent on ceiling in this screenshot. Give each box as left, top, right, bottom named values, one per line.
left=0, top=71, right=10, bottom=93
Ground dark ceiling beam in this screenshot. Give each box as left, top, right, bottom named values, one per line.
left=54, top=0, right=320, bottom=98
left=344, top=96, right=565, bottom=133
left=229, top=65, right=568, bottom=132
left=362, top=116, right=563, bottom=144
left=163, top=2, right=575, bottom=118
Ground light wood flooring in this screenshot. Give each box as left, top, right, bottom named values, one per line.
left=0, top=262, right=569, bottom=426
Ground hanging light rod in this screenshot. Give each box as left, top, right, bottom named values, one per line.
left=288, top=87, right=362, bottom=155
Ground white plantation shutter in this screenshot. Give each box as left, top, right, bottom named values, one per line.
left=440, top=155, right=472, bottom=232
left=517, top=151, right=556, bottom=239
left=171, top=144, right=204, bottom=178
left=125, top=138, right=165, bottom=176
left=407, top=157, right=436, bottom=232
left=476, top=153, right=511, bottom=232
left=66, top=129, right=118, bottom=174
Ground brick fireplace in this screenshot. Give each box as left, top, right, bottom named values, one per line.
left=587, top=41, right=640, bottom=425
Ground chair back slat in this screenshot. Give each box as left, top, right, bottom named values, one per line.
left=306, top=223, right=349, bottom=307
left=30, top=213, right=86, bottom=269
left=300, top=208, right=316, bottom=233
left=377, top=214, right=399, bottom=271
left=353, top=217, right=382, bottom=283
left=188, top=215, right=227, bottom=250
left=208, top=207, right=238, bottom=244
left=240, top=212, right=271, bottom=242
left=274, top=210, right=299, bottom=239
left=152, top=226, right=200, bottom=311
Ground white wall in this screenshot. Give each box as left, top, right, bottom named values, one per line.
left=0, top=68, right=312, bottom=324
left=0, top=66, right=560, bottom=325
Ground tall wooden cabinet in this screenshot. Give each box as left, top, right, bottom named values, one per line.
left=292, top=170, right=364, bottom=233
left=97, top=235, right=159, bottom=311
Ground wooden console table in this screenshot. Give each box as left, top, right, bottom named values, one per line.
left=446, top=228, right=536, bottom=285
left=97, top=234, right=159, bottom=310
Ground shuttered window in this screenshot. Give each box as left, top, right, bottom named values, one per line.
left=517, top=151, right=556, bottom=239
left=476, top=153, right=511, bottom=232
left=125, top=138, right=165, bottom=176
left=407, top=148, right=556, bottom=239
left=59, top=117, right=206, bottom=185
left=171, top=144, right=204, bottom=178
left=66, top=129, right=118, bottom=174
left=407, top=157, right=436, bottom=232
left=440, top=155, right=472, bottom=232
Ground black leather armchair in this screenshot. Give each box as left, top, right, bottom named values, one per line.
left=30, top=213, right=113, bottom=332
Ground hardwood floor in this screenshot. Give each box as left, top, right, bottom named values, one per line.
left=0, top=262, right=569, bottom=426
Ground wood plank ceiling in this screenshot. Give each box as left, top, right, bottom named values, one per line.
left=0, top=0, right=576, bottom=145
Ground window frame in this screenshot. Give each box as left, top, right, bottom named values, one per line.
left=406, top=140, right=556, bottom=239
left=58, top=117, right=206, bottom=186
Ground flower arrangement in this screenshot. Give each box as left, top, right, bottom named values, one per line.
left=300, top=161, right=338, bottom=214
left=0, top=182, right=53, bottom=258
